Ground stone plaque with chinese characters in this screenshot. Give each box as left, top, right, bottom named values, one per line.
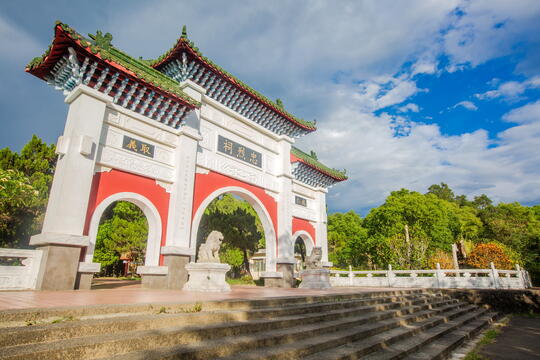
left=122, top=136, right=155, bottom=158
left=218, top=135, right=262, bottom=168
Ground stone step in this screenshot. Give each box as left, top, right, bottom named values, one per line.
left=0, top=289, right=434, bottom=325
left=360, top=312, right=499, bottom=360
left=303, top=306, right=488, bottom=360
left=217, top=302, right=475, bottom=360
left=1, top=296, right=453, bottom=360
left=0, top=293, right=447, bottom=348
left=103, top=300, right=468, bottom=360
left=402, top=313, right=500, bottom=360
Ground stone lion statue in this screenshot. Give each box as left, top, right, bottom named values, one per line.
left=305, top=247, right=323, bottom=270
left=197, top=230, right=224, bottom=263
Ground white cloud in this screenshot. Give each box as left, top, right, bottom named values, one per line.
left=503, top=100, right=540, bottom=124
left=412, top=61, right=437, bottom=76
left=443, top=0, right=540, bottom=74
left=398, top=103, right=420, bottom=113
left=299, top=88, right=540, bottom=212
left=475, top=77, right=540, bottom=101
left=354, top=77, right=423, bottom=112
left=452, top=100, right=478, bottom=111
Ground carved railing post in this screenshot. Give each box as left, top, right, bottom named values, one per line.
left=515, top=264, right=525, bottom=288
left=387, top=264, right=394, bottom=287
left=436, top=263, right=443, bottom=288
left=348, top=265, right=353, bottom=286
left=490, top=262, right=499, bottom=289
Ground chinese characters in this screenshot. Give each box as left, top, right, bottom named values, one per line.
left=122, top=136, right=155, bottom=158
left=217, top=135, right=262, bottom=168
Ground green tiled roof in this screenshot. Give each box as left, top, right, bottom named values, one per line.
left=26, top=22, right=200, bottom=107
left=147, top=27, right=316, bottom=131
left=291, top=146, right=347, bottom=181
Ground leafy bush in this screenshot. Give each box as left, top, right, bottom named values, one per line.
left=467, top=242, right=516, bottom=269
left=428, top=249, right=455, bottom=269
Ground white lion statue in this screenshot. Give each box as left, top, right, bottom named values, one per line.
left=305, top=247, right=323, bottom=269
left=197, top=230, right=224, bottom=263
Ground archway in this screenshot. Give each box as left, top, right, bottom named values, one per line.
left=86, top=192, right=162, bottom=268
left=191, top=186, right=277, bottom=275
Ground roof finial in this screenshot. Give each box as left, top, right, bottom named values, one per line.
left=181, top=25, right=188, bottom=39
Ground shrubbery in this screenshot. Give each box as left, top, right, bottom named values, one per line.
left=467, top=242, right=517, bottom=270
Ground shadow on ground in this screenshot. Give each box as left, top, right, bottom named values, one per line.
left=479, top=315, right=540, bottom=360
left=91, top=279, right=141, bottom=290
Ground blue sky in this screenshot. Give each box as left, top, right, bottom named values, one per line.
left=1, top=1, right=539, bottom=214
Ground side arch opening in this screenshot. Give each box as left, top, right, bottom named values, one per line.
left=86, top=192, right=162, bottom=270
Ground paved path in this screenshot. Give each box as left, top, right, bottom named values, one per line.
left=0, top=285, right=403, bottom=311
left=479, top=316, right=540, bottom=360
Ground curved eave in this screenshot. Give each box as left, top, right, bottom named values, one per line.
left=290, top=153, right=347, bottom=182
left=26, top=25, right=199, bottom=110
left=151, top=38, right=316, bottom=133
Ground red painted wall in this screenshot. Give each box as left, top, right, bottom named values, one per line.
left=84, top=169, right=170, bottom=264
left=292, top=216, right=316, bottom=245
left=192, top=170, right=278, bottom=252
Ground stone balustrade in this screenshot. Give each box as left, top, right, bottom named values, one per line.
left=0, top=248, right=44, bottom=290
left=329, top=263, right=532, bottom=289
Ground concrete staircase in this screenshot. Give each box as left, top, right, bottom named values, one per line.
left=0, top=290, right=498, bottom=360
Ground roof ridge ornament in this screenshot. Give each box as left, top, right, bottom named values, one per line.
left=88, top=30, right=113, bottom=50
left=181, top=25, right=188, bottom=39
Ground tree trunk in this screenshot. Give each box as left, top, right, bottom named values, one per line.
left=243, top=248, right=252, bottom=278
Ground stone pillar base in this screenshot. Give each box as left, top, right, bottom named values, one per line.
left=75, top=273, right=93, bottom=290
left=163, top=253, right=191, bottom=289
left=277, top=263, right=295, bottom=288
left=30, top=233, right=89, bottom=291
left=299, top=269, right=331, bottom=289
left=183, top=262, right=231, bottom=292
left=261, top=271, right=286, bottom=288
left=75, top=262, right=101, bottom=290
left=137, top=265, right=168, bottom=289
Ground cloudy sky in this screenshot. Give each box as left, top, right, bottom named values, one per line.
left=1, top=1, right=539, bottom=214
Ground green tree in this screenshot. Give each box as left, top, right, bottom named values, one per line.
left=94, top=201, right=148, bottom=275
left=327, top=211, right=381, bottom=268
left=472, top=194, right=493, bottom=210
left=479, top=202, right=540, bottom=282
left=0, top=136, right=57, bottom=247
left=363, top=189, right=460, bottom=254
left=454, top=204, right=483, bottom=242
left=426, top=183, right=455, bottom=202
left=0, top=169, right=40, bottom=247
left=219, top=245, right=244, bottom=277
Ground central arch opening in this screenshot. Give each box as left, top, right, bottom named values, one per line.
left=191, top=187, right=277, bottom=285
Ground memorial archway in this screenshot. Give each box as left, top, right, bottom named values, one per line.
left=24, top=22, right=347, bottom=291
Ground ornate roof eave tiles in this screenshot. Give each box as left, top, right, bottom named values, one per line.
left=292, top=162, right=341, bottom=188
left=147, top=29, right=316, bottom=138
left=26, top=22, right=199, bottom=129
left=290, top=146, right=347, bottom=185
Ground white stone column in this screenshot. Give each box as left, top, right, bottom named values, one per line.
left=157, top=80, right=204, bottom=289
left=313, top=188, right=331, bottom=266
left=31, top=85, right=109, bottom=290
left=266, top=136, right=295, bottom=287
